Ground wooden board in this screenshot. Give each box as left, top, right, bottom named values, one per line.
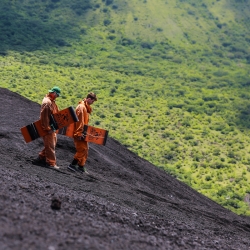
left=58, top=124, right=108, bottom=146
left=83, top=125, right=109, bottom=145
left=21, top=106, right=78, bottom=143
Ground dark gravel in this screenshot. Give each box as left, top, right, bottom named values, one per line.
left=1, top=87, right=250, bottom=250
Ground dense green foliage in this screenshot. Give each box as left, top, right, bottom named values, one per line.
left=1, top=0, right=250, bottom=215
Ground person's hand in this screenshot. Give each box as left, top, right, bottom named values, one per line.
left=50, top=124, right=56, bottom=132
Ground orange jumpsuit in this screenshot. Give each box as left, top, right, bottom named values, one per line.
left=73, top=99, right=92, bottom=167
left=39, top=94, right=59, bottom=166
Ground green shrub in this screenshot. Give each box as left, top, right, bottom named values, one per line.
left=228, top=151, right=235, bottom=158
left=172, top=57, right=182, bottom=64
left=213, top=149, right=220, bottom=156
left=115, top=113, right=121, bottom=118
left=104, top=19, right=111, bottom=26
left=105, top=0, right=114, bottom=5
left=164, top=150, right=176, bottom=160
left=223, top=200, right=240, bottom=209
left=213, top=71, right=229, bottom=77
left=162, top=131, right=174, bottom=139
left=95, top=121, right=101, bottom=125
left=108, top=35, right=116, bottom=40
left=202, top=95, right=219, bottom=101
left=184, top=134, right=194, bottom=140
left=190, top=140, right=199, bottom=146
left=141, top=42, right=154, bottom=49
left=205, top=175, right=212, bottom=181
left=211, top=162, right=228, bottom=169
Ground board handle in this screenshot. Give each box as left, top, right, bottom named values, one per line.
left=27, top=123, right=39, bottom=140
left=50, top=115, right=59, bottom=130
left=69, top=106, right=79, bottom=122
left=103, top=130, right=109, bottom=146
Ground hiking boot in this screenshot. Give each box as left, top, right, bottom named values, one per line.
left=50, top=165, right=60, bottom=170
left=67, top=164, right=77, bottom=172
left=46, top=164, right=60, bottom=170
left=32, top=156, right=46, bottom=165
left=78, top=166, right=88, bottom=174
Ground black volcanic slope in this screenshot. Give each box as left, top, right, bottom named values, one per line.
left=1, top=87, right=250, bottom=250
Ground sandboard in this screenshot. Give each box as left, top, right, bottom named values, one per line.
left=58, top=124, right=108, bottom=146
left=21, top=106, right=78, bottom=143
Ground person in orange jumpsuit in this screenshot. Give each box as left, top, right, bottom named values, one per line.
left=67, top=92, right=97, bottom=173
left=35, top=86, right=61, bottom=169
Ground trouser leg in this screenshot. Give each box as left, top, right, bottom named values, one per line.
left=73, top=140, right=88, bottom=166
left=39, top=132, right=57, bottom=166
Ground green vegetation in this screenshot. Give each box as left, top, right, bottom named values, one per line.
left=1, top=0, right=250, bottom=215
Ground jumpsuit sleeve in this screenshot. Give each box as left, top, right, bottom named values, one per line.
left=54, top=103, right=59, bottom=114
left=74, top=105, right=85, bottom=137
left=40, top=104, right=52, bottom=132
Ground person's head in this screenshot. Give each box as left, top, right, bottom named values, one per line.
left=86, top=92, right=97, bottom=105
left=48, top=86, right=61, bottom=99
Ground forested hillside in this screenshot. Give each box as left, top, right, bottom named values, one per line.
left=1, top=0, right=250, bottom=215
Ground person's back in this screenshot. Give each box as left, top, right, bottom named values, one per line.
left=40, top=94, right=59, bottom=132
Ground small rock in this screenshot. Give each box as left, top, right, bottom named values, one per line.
left=51, top=197, right=61, bottom=210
